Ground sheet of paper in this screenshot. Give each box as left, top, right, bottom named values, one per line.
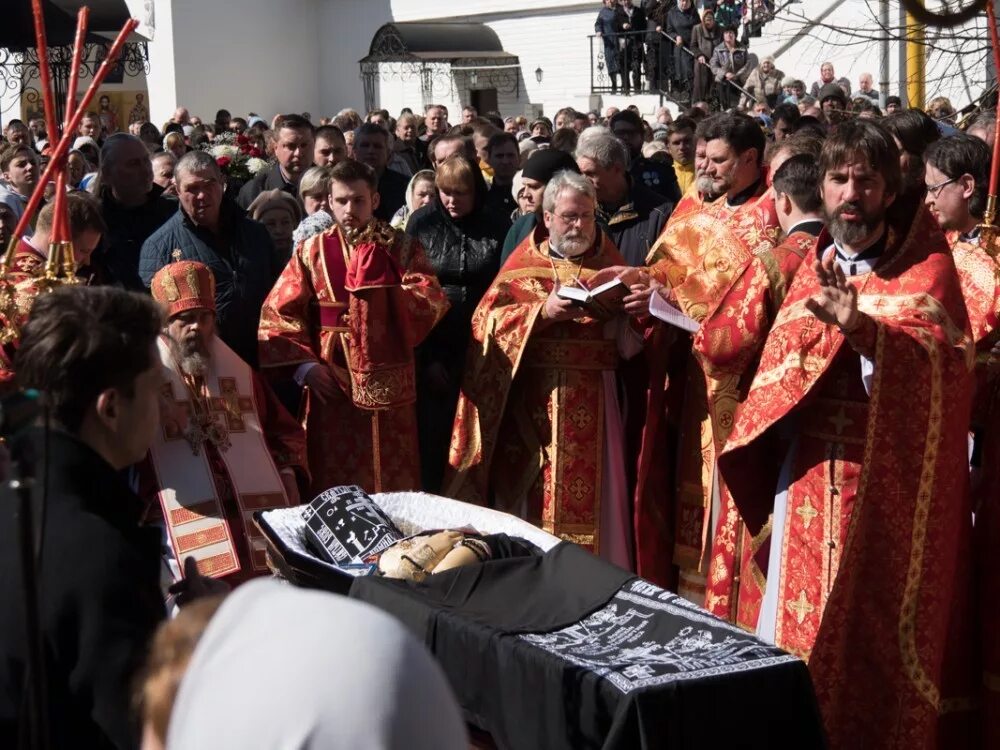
left=649, top=291, right=700, bottom=333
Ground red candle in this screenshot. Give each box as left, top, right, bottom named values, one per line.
left=986, top=4, right=1000, bottom=201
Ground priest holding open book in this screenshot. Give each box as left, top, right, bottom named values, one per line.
left=445, top=171, right=665, bottom=571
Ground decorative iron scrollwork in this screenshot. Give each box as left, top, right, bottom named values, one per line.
left=0, top=42, right=149, bottom=116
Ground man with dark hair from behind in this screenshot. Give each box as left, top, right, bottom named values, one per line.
left=0, top=286, right=168, bottom=748
left=237, top=114, right=316, bottom=209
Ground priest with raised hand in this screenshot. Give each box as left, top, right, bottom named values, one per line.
left=259, top=159, right=448, bottom=496
left=143, top=260, right=307, bottom=584
left=446, top=170, right=650, bottom=569
left=718, top=119, right=978, bottom=748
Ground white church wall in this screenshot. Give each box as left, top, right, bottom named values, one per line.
left=149, top=0, right=323, bottom=125
left=373, top=2, right=601, bottom=118
left=145, top=0, right=179, bottom=126
left=317, top=0, right=394, bottom=116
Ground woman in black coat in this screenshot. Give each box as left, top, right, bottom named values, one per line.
left=405, top=154, right=511, bottom=492
left=666, top=0, right=700, bottom=95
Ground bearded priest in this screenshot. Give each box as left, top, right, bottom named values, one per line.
left=446, top=170, right=649, bottom=569
left=718, top=119, right=978, bottom=748
left=143, top=260, right=307, bottom=584
left=259, top=159, right=448, bottom=495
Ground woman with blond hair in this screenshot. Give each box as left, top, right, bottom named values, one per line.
left=405, top=155, right=510, bottom=491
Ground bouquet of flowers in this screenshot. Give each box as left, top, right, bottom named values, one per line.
left=202, top=132, right=269, bottom=182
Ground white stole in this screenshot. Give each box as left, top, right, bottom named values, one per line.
left=149, top=335, right=291, bottom=578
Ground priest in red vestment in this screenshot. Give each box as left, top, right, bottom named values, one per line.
left=259, top=159, right=448, bottom=496
left=719, top=119, right=978, bottom=748
left=144, top=260, right=307, bottom=584
left=924, top=133, right=1000, bottom=746
left=693, top=147, right=825, bottom=628
left=630, top=112, right=780, bottom=599
left=446, top=170, right=646, bottom=568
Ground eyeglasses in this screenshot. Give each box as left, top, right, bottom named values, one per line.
left=926, top=176, right=958, bottom=198
left=553, top=211, right=595, bottom=225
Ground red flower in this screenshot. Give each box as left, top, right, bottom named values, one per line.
left=249, top=147, right=263, bottom=158
left=216, top=156, right=232, bottom=169
left=236, top=134, right=249, bottom=146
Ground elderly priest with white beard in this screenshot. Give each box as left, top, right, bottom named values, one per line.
left=446, top=171, right=662, bottom=572
left=140, top=260, right=308, bottom=587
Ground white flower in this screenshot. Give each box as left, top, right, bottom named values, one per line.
left=246, top=157, right=268, bottom=175
left=210, top=144, right=239, bottom=159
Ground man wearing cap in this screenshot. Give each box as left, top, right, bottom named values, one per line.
left=817, top=82, right=849, bottom=124
left=144, top=260, right=307, bottom=584
left=610, top=110, right=681, bottom=203
left=499, top=148, right=580, bottom=262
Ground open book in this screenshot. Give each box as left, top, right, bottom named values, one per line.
left=557, top=278, right=629, bottom=317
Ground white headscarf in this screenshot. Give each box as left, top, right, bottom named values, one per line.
left=166, top=579, right=468, bottom=749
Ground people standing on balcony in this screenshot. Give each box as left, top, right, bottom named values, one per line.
left=644, top=0, right=670, bottom=91
left=666, top=0, right=699, bottom=99
left=710, top=27, right=754, bottom=110
left=595, top=0, right=624, bottom=94
left=615, top=0, right=647, bottom=95
left=690, top=8, right=723, bottom=103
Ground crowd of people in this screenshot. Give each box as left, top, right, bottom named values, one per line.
left=0, top=44, right=998, bottom=749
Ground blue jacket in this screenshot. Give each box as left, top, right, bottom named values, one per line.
left=138, top=202, right=281, bottom=367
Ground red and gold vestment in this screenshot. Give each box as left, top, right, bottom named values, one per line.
left=259, top=221, right=448, bottom=496
left=445, top=228, right=646, bottom=561
left=719, top=211, right=978, bottom=748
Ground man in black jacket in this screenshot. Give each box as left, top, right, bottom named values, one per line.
left=237, top=114, right=315, bottom=210
left=610, top=110, right=681, bottom=203
left=576, top=130, right=674, bottom=265
left=94, top=134, right=177, bottom=290
left=139, top=150, right=281, bottom=367
left=0, top=286, right=166, bottom=749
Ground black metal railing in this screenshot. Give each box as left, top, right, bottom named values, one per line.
left=589, top=29, right=674, bottom=98
left=589, top=29, right=759, bottom=107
